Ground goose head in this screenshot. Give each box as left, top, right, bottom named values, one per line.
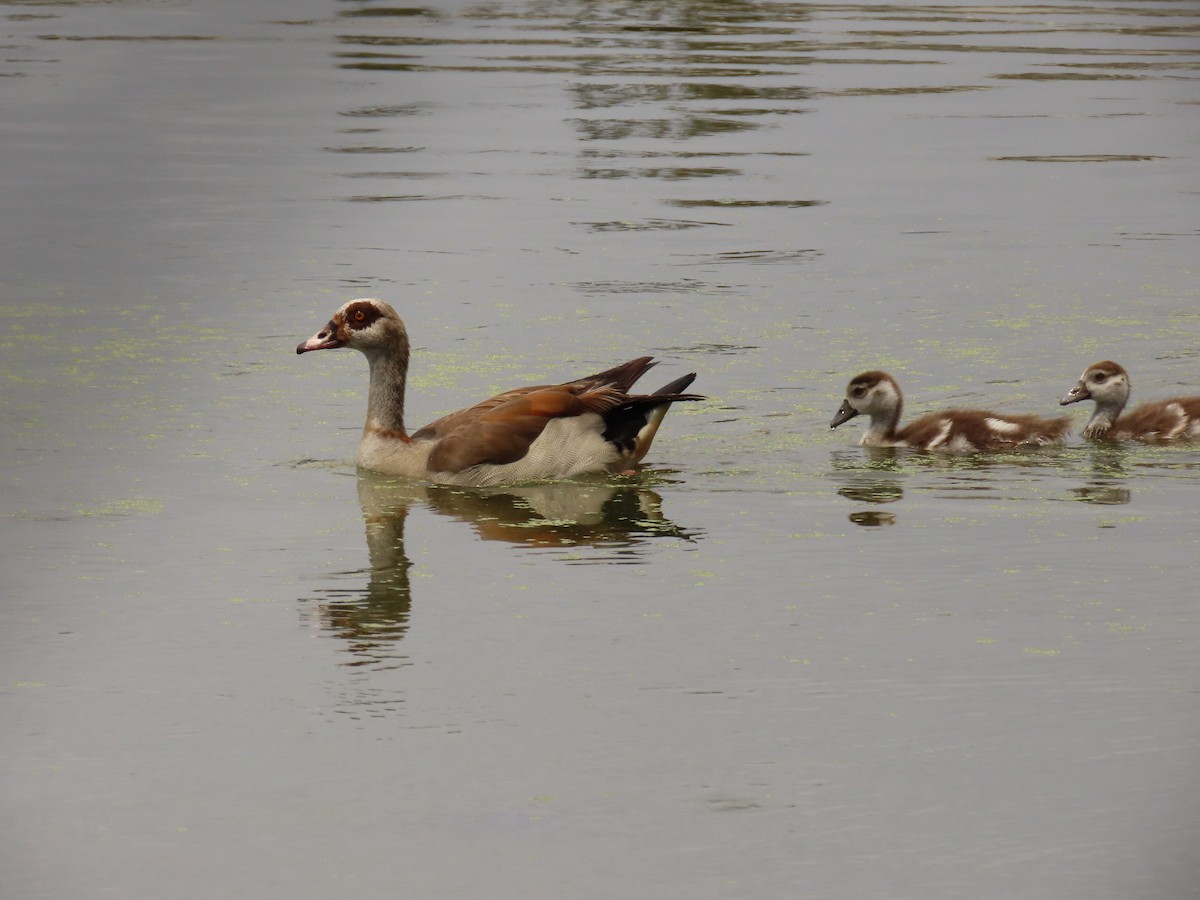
left=296, top=298, right=407, bottom=360
left=830, top=371, right=902, bottom=429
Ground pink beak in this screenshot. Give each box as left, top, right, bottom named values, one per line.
left=296, top=322, right=342, bottom=354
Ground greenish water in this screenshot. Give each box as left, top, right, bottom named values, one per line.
left=2, top=2, right=1198, bottom=899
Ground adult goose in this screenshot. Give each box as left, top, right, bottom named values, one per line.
left=1060, top=360, right=1200, bottom=441
left=297, top=299, right=702, bottom=485
left=830, top=370, right=1070, bottom=451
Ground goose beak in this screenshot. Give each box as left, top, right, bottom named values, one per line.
left=296, top=322, right=343, bottom=354
left=830, top=400, right=859, bottom=429
left=1060, top=381, right=1090, bottom=406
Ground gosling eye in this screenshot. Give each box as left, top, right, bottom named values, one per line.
left=851, top=386, right=866, bottom=399
left=1091, top=373, right=1107, bottom=384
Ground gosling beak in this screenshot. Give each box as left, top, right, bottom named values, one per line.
left=296, top=321, right=343, bottom=354
left=830, top=400, right=859, bottom=429
left=1060, top=381, right=1090, bottom=406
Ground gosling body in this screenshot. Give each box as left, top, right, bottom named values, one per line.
left=831, top=371, right=1070, bottom=451
left=1061, top=360, right=1200, bottom=441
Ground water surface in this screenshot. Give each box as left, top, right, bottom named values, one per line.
left=2, top=2, right=1199, bottom=898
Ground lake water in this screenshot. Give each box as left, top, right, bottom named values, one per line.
left=2, top=1, right=1198, bottom=898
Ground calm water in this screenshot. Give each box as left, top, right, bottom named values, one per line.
left=2, top=1, right=1199, bottom=898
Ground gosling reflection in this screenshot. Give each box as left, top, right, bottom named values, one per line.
left=1071, top=444, right=1132, bottom=506
left=837, top=478, right=904, bottom=505
left=830, top=448, right=905, bottom=526
left=308, top=473, right=697, bottom=663
left=848, top=511, right=897, bottom=527
left=833, top=440, right=1137, bottom=509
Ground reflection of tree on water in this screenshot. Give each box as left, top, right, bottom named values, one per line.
left=304, top=473, right=699, bottom=667
left=563, top=0, right=817, bottom=213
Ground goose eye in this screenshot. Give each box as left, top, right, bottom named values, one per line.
left=353, top=309, right=366, bottom=322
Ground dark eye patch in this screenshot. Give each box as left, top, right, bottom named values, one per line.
left=345, top=302, right=380, bottom=330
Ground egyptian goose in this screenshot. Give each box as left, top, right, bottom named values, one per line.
left=830, top=370, right=1070, bottom=451
left=1060, top=360, right=1200, bottom=440
left=296, top=299, right=702, bottom=485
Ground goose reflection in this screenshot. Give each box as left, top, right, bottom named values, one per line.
left=306, top=479, right=416, bottom=671
left=306, top=472, right=698, bottom=666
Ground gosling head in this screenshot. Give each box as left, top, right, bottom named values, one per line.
left=831, top=371, right=902, bottom=429
left=1060, top=360, right=1130, bottom=409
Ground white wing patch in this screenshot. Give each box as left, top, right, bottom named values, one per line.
left=924, top=418, right=955, bottom=450
left=984, top=417, right=1021, bottom=435
left=1164, top=403, right=1188, bottom=439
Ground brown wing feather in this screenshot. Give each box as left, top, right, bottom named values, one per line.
left=899, top=409, right=1069, bottom=449
left=1117, top=397, right=1200, bottom=439
left=893, top=411, right=960, bottom=447
left=426, top=385, right=629, bottom=473
left=567, top=356, right=656, bottom=393
left=412, top=357, right=658, bottom=443
left=413, top=386, right=548, bottom=442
